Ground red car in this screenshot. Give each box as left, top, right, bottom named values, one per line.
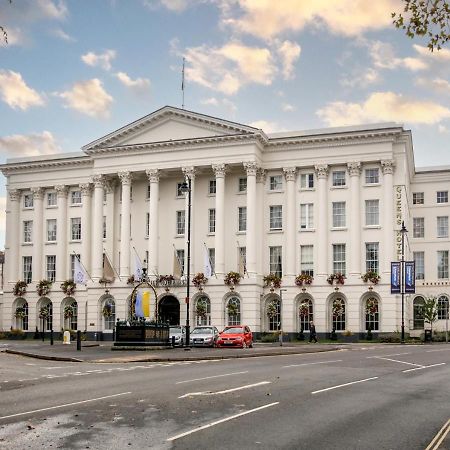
left=216, top=326, right=253, bottom=348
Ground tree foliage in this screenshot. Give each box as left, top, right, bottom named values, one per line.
left=421, top=296, right=439, bottom=333
left=392, top=0, right=450, bottom=51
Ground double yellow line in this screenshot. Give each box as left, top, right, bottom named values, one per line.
left=426, top=419, right=450, bottom=450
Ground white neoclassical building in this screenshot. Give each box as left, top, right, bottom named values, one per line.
left=0, top=106, right=449, bottom=339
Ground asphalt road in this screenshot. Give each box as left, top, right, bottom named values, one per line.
left=0, top=345, right=449, bottom=449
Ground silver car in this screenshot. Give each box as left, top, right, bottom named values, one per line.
left=190, top=326, right=219, bottom=347
left=169, top=326, right=186, bottom=346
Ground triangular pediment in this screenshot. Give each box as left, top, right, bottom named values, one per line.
left=83, top=106, right=259, bottom=151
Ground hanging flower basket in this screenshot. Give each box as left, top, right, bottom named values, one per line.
left=295, top=274, right=313, bottom=287
left=64, top=305, right=76, bottom=319
left=267, top=300, right=279, bottom=318
left=60, top=280, right=76, bottom=296
left=263, top=274, right=282, bottom=289
left=298, top=302, right=310, bottom=318
left=14, top=306, right=26, bottom=319
left=227, top=301, right=239, bottom=316
left=127, top=275, right=135, bottom=285
left=36, top=279, right=52, bottom=297
left=98, top=277, right=112, bottom=285
left=366, top=298, right=378, bottom=316
left=332, top=299, right=345, bottom=318
left=224, top=271, right=242, bottom=286
left=195, top=301, right=207, bottom=318
left=158, top=274, right=175, bottom=283
left=13, top=281, right=27, bottom=297
left=327, top=273, right=346, bottom=285
left=39, top=306, right=50, bottom=319
left=102, top=304, right=113, bottom=317
left=361, top=271, right=380, bottom=285
left=192, top=272, right=208, bottom=288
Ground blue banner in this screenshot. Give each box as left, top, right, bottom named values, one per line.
left=405, top=261, right=415, bottom=293
left=391, top=262, right=401, bottom=294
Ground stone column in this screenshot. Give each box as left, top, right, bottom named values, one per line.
left=31, top=187, right=44, bottom=281
left=315, top=164, right=329, bottom=277
left=182, top=167, right=196, bottom=275
left=118, top=171, right=132, bottom=278
left=256, top=168, right=266, bottom=276
left=146, top=169, right=160, bottom=277
left=212, top=164, right=226, bottom=276
left=92, top=175, right=105, bottom=279
left=104, top=179, right=116, bottom=267
left=283, top=167, right=297, bottom=277
left=55, top=185, right=68, bottom=281
left=244, top=162, right=258, bottom=277
left=6, top=189, right=20, bottom=282
left=382, top=160, right=395, bottom=273
left=80, top=183, right=92, bottom=276
left=348, top=162, right=361, bottom=277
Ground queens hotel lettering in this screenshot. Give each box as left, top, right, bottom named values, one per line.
left=395, top=186, right=403, bottom=260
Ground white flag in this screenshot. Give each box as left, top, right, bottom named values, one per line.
left=204, top=247, right=212, bottom=278
left=134, top=253, right=143, bottom=281
left=74, top=257, right=88, bottom=285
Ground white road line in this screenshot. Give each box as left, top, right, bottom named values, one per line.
left=176, top=371, right=249, bottom=384
left=311, top=377, right=378, bottom=395
left=41, top=366, right=67, bottom=370
left=426, top=419, right=450, bottom=450
left=282, top=360, right=342, bottom=368
left=367, top=353, right=411, bottom=358
left=167, top=402, right=279, bottom=442
left=0, top=392, right=132, bottom=421
left=373, top=357, right=423, bottom=367
left=403, top=363, right=446, bottom=373
left=179, top=381, right=271, bottom=399
left=426, top=348, right=450, bottom=353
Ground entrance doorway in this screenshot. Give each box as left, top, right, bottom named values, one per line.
left=159, top=296, right=180, bottom=325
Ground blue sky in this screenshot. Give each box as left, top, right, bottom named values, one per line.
left=0, top=0, right=450, bottom=247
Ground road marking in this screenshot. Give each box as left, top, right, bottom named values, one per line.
left=403, top=363, right=446, bottom=373
left=367, top=353, right=411, bottom=358
left=426, top=419, right=450, bottom=450
left=42, top=366, right=67, bottom=370
left=0, top=392, right=132, bottom=421
left=311, top=377, right=378, bottom=395
left=426, top=348, right=450, bottom=353
left=282, top=360, right=342, bottom=368
left=372, top=357, right=423, bottom=367
left=179, top=381, right=271, bottom=398
left=167, top=402, right=279, bottom=442
left=176, top=371, right=249, bottom=384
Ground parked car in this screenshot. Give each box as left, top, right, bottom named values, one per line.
left=190, top=326, right=219, bottom=347
left=216, top=325, right=253, bottom=348
left=169, top=326, right=186, bottom=346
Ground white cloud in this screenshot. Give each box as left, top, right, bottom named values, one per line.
left=201, top=97, right=219, bottom=106
left=413, top=44, right=450, bottom=61
left=438, top=124, right=449, bottom=134
left=81, top=50, right=116, bottom=71
left=368, top=41, right=428, bottom=71
left=317, top=91, right=450, bottom=126
left=0, top=27, right=26, bottom=47
left=0, top=70, right=44, bottom=110
left=282, top=103, right=296, bottom=112
left=416, top=77, right=450, bottom=95
left=115, top=72, right=150, bottom=94
left=56, top=79, right=113, bottom=118
left=51, top=28, right=75, bottom=42
left=0, top=131, right=61, bottom=158
left=341, top=67, right=380, bottom=88
left=276, top=40, right=301, bottom=79
left=249, top=120, right=285, bottom=133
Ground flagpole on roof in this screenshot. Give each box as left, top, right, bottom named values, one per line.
left=181, top=57, right=185, bottom=110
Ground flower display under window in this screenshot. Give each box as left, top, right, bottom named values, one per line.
left=102, top=304, right=113, bottom=317
left=295, top=274, right=313, bottom=287
left=13, top=281, right=27, bottom=297
left=14, top=306, right=26, bottom=319
left=158, top=274, right=175, bottom=283
left=36, top=279, right=52, bottom=297
left=332, top=298, right=345, bottom=318
left=267, top=300, right=279, bottom=318
left=64, top=304, right=76, bottom=319
left=298, top=302, right=310, bottom=318
left=327, top=273, right=346, bottom=285
left=361, top=271, right=380, bottom=285
left=263, top=274, right=282, bottom=289
left=39, top=306, right=50, bottom=319
left=60, top=280, right=76, bottom=296
left=224, top=271, right=242, bottom=286
left=127, top=275, right=135, bottom=285
left=192, top=273, right=208, bottom=288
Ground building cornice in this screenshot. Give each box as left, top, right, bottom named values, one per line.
left=0, top=156, right=92, bottom=176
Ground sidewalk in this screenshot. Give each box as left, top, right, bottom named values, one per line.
left=0, top=339, right=342, bottom=363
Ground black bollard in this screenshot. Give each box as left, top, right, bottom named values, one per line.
left=50, top=329, right=54, bottom=345
left=77, top=330, right=81, bottom=351
left=172, top=335, right=176, bottom=347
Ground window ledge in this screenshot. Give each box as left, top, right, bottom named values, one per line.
left=69, top=204, right=82, bottom=207
left=45, top=205, right=58, bottom=209
left=331, top=227, right=347, bottom=231
left=268, top=190, right=284, bottom=194
left=363, top=183, right=380, bottom=187
left=236, top=231, right=246, bottom=235
left=207, top=194, right=216, bottom=198
left=364, top=225, right=381, bottom=230
left=22, top=208, right=34, bottom=211
left=437, top=236, right=449, bottom=239
left=299, top=188, right=315, bottom=192
left=21, top=242, right=33, bottom=246
left=299, top=228, right=315, bottom=232
left=207, top=232, right=216, bottom=236
left=330, top=186, right=348, bottom=190
left=45, top=241, right=57, bottom=245
left=268, top=229, right=283, bottom=234
left=69, top=240, right=82, bottom=243
left=237, top=191, right=247, bottom=195
left=174, top=234, right=185, bottom=239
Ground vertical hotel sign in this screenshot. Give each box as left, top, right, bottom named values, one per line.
left=391, top=262, right=401, bottom=294
left=395, top=186, right=403, bottom=260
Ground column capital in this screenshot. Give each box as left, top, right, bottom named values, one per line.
left=80, top=183, right=92, bottom=196
left=8, top=189, right=21, bottom=202
left=347, top=162, right=361, bottom=177
left=118, top=171, right=132, bottom=185
left=283, top=167, right=297, bottom=182
left=146, top=169, right=160, bottom=183
left=182, top=166, right=196, bottom=180
left=315, top=164, right=329, bottom=179
left=243, top=161, right=258, bottom=176
left=381, top=160, right=395, bottom=175
left=256, top=168, right=267, bottom=184
left=31, top=187, right=44, bottom=200
left=212, top=163, right=227, bottom=178
left=92, top=174, right=105, bottom=188
left=55, top=185, right=68, bottom=198
left=104, top=179, right=117, bottom=194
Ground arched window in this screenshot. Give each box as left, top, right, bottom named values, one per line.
left=63, top=300, right=78, bottom=330
left=38, top=301, right=53, bottom=331
left=102, top=298, right=116, bottom=330
left=438, top=295, right=449, bottom=320
left=195, top=296, right=211, bottom=326
left=298, top=299, right=313, bottom=331
left=14, top=300, right=28, bottom=331
left=331, top=297, right=346, bottom=331
left=226, top=296, right=241, bottom=326
left=267, top=298, right=281, bottom=331
left=413, top=296, right=425, bottom=329
left=365, top=297, right=379, bottom=331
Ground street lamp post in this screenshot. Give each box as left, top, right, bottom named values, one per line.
left=279, top=289, right=287, bottom=346
left=180, top=176, right=192, bottom=349
left=400, top=221, right=407, bottom=344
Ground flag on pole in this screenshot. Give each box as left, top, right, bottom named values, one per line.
left=173, top=249, right=182, bottom=280
left=103, top=254, right=115, bottom=282
left=135, top=288, right=151, bottom=319
left=74, top=257, right=88, bottom=285
left=134, top=253, right=143, bottom=281
left=204, top=247, right=212, bottom=278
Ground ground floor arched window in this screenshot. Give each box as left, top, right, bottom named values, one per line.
left=13, top=299, right=28, bottom=331
left=195, top=296, right=211, bottom=326
left=298, top=299, right=313, bottom=331
left=102, top=297, right=116, bottom=330
left=413, top=296, right=425, bottom=329
left=226, top=296, right=241, bottom=326
left=438, top=295, right=449, bottom=320
left=63, top=299, right=78, bottom=330
left=38, top=300, right=53, bottom=331
left=331, top=297, right=346, bottom=331
left=267, top=298, right=281, bottom=331
left=365, top=297, right=379, bottom=331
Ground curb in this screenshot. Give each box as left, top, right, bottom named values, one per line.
left=5, top=349, right=83, bottom=363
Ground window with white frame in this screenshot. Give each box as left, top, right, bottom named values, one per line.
left=103, top=298, right=115, bottom=330
left=300, top=203, right=314, bottom=229
left=269, top=175, right=283, bottom=191
left=71, top=190, right=82, bottom=205
left=239, top=247, right=246, bottom=273
left=71, top=217, right=81, bottom=240
left=17, top=301, right=28, bottom=331
left=70, top=254, right=80, bottom=280
left=238, top=178, right=247, bottom=192
left=332, top=202, right=346, bottom=228
left=47, top=192, right=57, bottom=206
left=226, top=296, right=241, bottom=326
left=414, top=251, right=425, bottom=280
left=437, top=216, right=448, bottom=238
left=365, top=243, right=379, bottom=273
left=437, top=191, right=448, bottom=203
left=196, top=297, right=211, bottom=326
left=437, top=250, right=449, bottom=279
left=299, top=299, right=313, bottom=331
left=176, top=210, right=185, bottom=235
left=269, top=246, right=282, bottom=277
left=208, top=209, right=216, bottom=233
left=269, top=205, right=283, bottom=230
left=268, top=298, right=281, bottom=331
left=438, top=296, right=449, bottom=320
left=23, top=193, right=33, bottom=208
left=413, top=192, right=424, bottom=205
left=66, top=300, right=78, bottom=330
left=23, top=220, right=33, bottom=243
left=238, top=207, right=247, bottom=232
left=332, top=171, right=346, bottom=187
left=208, top=248, right=215, bottom=274
left=103, top=216, right=106, bottom=239
left=46, top=255, right=56, bottom=282
left=365, top=168, right=379, bottom=184
left=46, top=219, right=57, bottom=242
left=208, top=179, right=216, bottom=195
left=176, top=182, right=184, bottom=198
left=300, top=173, right=314, bottom=189
left=23, top=256, right=32, bottom=283
left=176, top=249, right=185, bottom=276
left=365, top=297, right=379, bottom=331
left=413, top=217, right=425, bottom=238
left=42, top=302, right=53, bottom=331
left=300, top=245, right=314, bottom=276
left=333, top=244, right=346, bottom=275
left=365, top=200, right=379, bottom=226
left=331, top=297, right=346, bottom=331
